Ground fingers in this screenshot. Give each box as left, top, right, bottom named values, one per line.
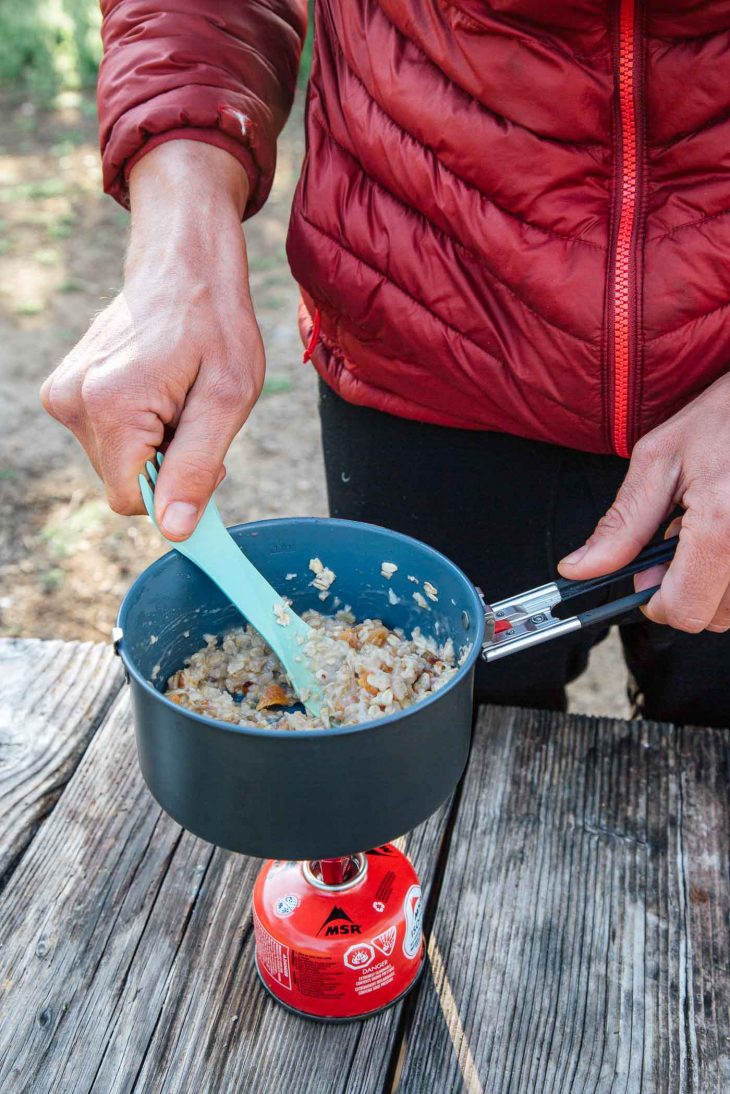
left=41, top=351, right=91, bottom=450
left=40, top=218, right=264, bottom=534
left=664, top=515, right=683, bottom=540
left=558, top=434, right=678, bottom=579
left=153, top=365, right=260, bottom=539
left=41, top=299, right=159, bottom=514
left=560, top=375, right=730, bottom=635
left=639, top=571, right=730, bottom=633
left=42, top=297, right=262, bottom=531
left=63, top=365, right=167, bottom=516
left=91, top=408, right=164, bottom=516
left=642, top=509, right=730, bottom=632
left=633, top=508, right=730, bottom=635
left=706, top=586, right=730, bottom=633
left=634, top=562, right=669, bottom=595
left=634, top=519, right=676, bottom=602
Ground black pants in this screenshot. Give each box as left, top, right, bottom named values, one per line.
left=319, top=382, right=730, bottom=728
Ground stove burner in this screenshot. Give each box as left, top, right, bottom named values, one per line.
left=303, top=854, right=367, bottom=891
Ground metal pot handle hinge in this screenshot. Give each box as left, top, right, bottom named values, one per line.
left=481, top=536, right=678, bottom=663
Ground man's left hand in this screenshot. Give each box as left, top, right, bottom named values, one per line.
left=558, top=372, right=730, bottom=634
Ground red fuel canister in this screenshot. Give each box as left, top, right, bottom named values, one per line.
left=252, top=844, right=424, bottom=1020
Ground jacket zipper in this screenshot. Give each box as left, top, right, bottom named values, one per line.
left=611, top=0, right=640, bottom=457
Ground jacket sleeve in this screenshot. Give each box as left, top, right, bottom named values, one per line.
left=98, top=1, right=307, bottom=218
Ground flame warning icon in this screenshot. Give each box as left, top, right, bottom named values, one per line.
left=343, top=943, right=375, bottom=971
left=372, top=926, right=396, bottom=956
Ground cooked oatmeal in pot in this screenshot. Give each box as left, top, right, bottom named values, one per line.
left=165, top=608, right=458, bottom=730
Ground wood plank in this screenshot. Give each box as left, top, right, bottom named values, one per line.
left=0, top=638, right=122, bottom=887
left=0, top=683, right=452, bottom=1093
left=397, top=707, right=730, bottom=1093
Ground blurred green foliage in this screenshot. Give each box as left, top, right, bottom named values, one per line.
left=299, top=1, right=315, bottom=86
left=0, top=0, right=312, bottom=104
left=0, top=0, right=101, bottom=103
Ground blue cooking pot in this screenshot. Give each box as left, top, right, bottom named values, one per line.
left=116, top=518, right=484, bottom=859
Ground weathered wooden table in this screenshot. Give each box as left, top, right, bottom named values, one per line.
left=1, top=638, right=728, bottom=1093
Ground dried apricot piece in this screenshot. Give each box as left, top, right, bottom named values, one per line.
left=364, top=625, right=389, bottom=648
left=256, top=683, right=293, bottom=711
left=356, top=670, right=379, bottom=696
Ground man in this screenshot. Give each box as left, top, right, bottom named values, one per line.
left=41, top=3, right=730, bottom=725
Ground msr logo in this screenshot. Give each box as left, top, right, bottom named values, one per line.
left=317, top=905, right=362, bottom=936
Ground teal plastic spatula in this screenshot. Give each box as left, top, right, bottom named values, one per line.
left=138, top=455, right=328, bottom=720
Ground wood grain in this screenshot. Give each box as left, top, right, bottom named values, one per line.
left=0, top=638, right=122, bottom=887
left=397, top=707, right=730, bottom=1093
left=0, top=681, right=452, bottom=1094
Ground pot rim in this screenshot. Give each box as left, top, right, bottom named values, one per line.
left=116, top=516, right=485, bottom=741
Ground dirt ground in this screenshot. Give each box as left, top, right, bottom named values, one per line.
left=0, top=91, right=630, bottom=719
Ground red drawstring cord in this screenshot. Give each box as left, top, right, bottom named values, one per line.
left=302, top=308, right=321, bottom=363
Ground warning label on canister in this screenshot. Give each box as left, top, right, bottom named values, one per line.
left=372, top=926, right=397, bottom=956
left=343, top=942, right=375, bottom=971
left=402, top=885, right=423, bottom=959
left=290, top=951, right=344, bottom=1000
left=354, top=958, right=396, bottom=996
left=253, top=910, right=292, bottom=991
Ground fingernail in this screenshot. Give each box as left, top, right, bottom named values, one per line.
left=161, top=501, right=198, bottom=538
left=560, top=544, right=589, bottom=566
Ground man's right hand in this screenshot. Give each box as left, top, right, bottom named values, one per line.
left=41, top=140, right=265, bottom=540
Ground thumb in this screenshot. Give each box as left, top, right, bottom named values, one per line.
left=558, top=440, right=676, bottom=579
left=153, top=368, right=253, bottom=539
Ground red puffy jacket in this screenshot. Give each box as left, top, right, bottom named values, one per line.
left=98, top=1, right=730, bottom=457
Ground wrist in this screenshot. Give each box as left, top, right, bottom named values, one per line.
left=126, top=140, right=251, bottom=282
left=129, top=138, right=249, bottom=213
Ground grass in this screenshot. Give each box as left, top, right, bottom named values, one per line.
left=41, top=498, right=107, bottom=557
left=51, top=131, right=86, bottom=155
left=261, top=375, right=294, bottom=397
left=40, top=566, right=65, bottom=591
left=263, top=294, right=288, bottom=310
left=14, top=301, right=44, bottom=316
left=34, top=247, right=60, bottom=265
left=0, top=178, right=66, bottom=202
left=59, top=278, right=83, bottom=292
left=47, top=217, right=75, bottom=239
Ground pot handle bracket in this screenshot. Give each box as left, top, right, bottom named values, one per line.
left=481, top=536, right=678, bottom=663
left=111, top=625, right=130, bottom=684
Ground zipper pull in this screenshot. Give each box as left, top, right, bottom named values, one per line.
left=302, top=308, right=322, bottom=364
